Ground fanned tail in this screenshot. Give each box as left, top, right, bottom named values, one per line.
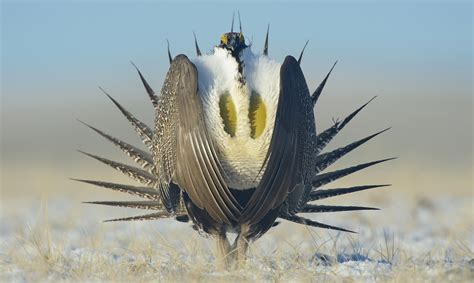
left=76, top=70, right=184, bottom=222
left=77, top=46, right=392, bottom=234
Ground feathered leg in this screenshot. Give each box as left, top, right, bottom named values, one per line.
left=234, top=233, right=249, bottom=268
left=224, top=225, right=250, bottom=268
left=215, top=233, right=232, bottom=269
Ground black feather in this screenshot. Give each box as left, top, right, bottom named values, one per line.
left=309, top=184, right=390, bottom=201
left=312, top=158, right=396, bottom=188
left=301, top=204, right=379, bottom=213
left=167, top=39, right=172, bottom=64
left=315, top=128, right=391, bottom=173
left=193, top=32, right=202, bottom=56
left=263, top=24, right=269, bottom=56
left=315, top=96, right=377, bottom=154
left=311, top=61, right=337, bottom=106
left=281, top=214, right=355, bottom=233
left=130, top=61, right=158, bottom=108
left=297, top=40, right=309, bottom=65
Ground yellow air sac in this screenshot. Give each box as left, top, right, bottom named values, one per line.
left=219, top=92, right=237, bottom=137
left=249, top=91, right=267, bottom=139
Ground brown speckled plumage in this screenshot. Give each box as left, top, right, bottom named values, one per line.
left=76, top=22, right=393, bottom=266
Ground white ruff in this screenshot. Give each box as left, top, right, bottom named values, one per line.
left=192, top=48, right=281, bottom=189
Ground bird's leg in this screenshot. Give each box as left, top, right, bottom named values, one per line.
left=215, top=233, right=232, bottom=269
left=230, top=225, right=250, bottom=268
left=235, top=235, right=249, bottom=267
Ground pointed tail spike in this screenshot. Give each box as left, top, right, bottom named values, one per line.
left=70, top=178, right=161, bottom=200
left=130, top=61, right=158, bottom=108
left=309, top=184, right=391, bottom=201
left=312, top=60, right=338, bottom=106
left=77, top=150, right=157, bottom=185
left=193, top=32, right=202, bottom=56
left=238, top=11, right=242, bottom=33
left=263, top=24, right=269, bottom=56
left=301, top=204, right=379, bottom=213
left=315, top=127, right=391, bottom=173
left=77, top=119, right=153, bottom=171
left=297, top=40, right=309, bottom=65
left=315, top=96, right=378, bottom=154
left=231, top=12, right=235, bottom=32
left=84, top=200, right=164, bottom=210
left=281, top=214, right=355, bottom=233
left=98, top=87, right=154, bottom=149
left=338, top=96, right=377, bottom=130
left=103, top=212, right=173, bottom=222
left=166, top=39, right=172, bottom=64
left=312, top=158, right=396, bottom=188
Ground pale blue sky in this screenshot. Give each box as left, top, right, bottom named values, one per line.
left=1, top=0, right=472, bottom=193
left=2, top=0, right=472, bottom=105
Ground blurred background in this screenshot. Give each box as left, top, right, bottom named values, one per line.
left=1, top=0, right=472, bottom=230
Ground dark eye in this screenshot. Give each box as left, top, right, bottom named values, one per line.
left=248, top=91, right=267, bottom=139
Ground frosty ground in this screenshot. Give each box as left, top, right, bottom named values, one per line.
left=1, top=177, right=472, bottom=282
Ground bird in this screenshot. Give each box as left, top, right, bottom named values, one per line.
left=74, top=15, right=393, bottom=267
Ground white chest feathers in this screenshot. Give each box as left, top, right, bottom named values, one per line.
left=192, top=48, right=281, bottom=189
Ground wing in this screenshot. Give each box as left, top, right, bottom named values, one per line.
left=170, top=55, right=242, bottom=224
left=242, top=56, right=314, bottom=225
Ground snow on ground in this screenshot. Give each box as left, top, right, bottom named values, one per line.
left=1, top=188, right=472, bottom=282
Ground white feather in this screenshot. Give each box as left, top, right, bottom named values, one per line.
left=192, top=47, right=281, bottom=189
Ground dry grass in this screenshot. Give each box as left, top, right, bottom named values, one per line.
left=1, top=191, right=473, bottom=282
left=1, top=165, right=473, bottom=282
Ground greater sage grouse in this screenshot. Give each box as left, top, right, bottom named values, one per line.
left=75, top=17, right=392, bottom=265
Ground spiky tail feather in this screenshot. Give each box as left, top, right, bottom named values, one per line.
left=103, top=212, right=175, bottom=222
left=312, top=158, right=395, bottom=189
left=84, top=200, right=164, bottom=210
left=277, top=58, right=391, bottom=232
left=77, top=150, right=157, bottom=185
left=300, top=204, right=379, bottom=213
left=76, top=48, right=391, bottom=234
left=78, top=120, right=154, bottom=172
left=309, top=184, right=390, bottom=202
left=281, top=214, right=355, bottom=233
left=99, top=87, right=154, bottom=150
left=314, top=128, right=391, bottom=173
left=315, top=96, right=377, bottom=155
left=71, top=178, right=161, bottom=200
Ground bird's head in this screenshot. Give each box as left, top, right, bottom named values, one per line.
left=219, top=32, right=247, bottom=57
left=218, top=13, right=248, bottom=63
